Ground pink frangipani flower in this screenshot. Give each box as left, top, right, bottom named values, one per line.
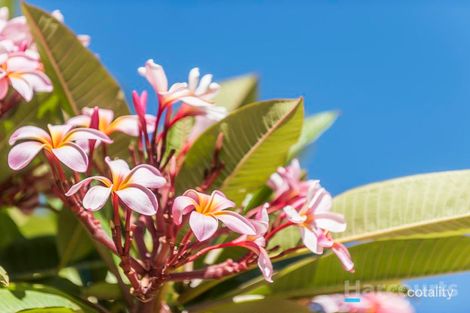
left=0, top=52, right=52, bottom=101
left=268, top=159, right=312, bottom=199
left=67, top=107, right=156, bottom=137
left=8, top=124, right=111, bottom=172
left=234, top=206, right=273, bottom=282
left=173, top=189, right=256, bottom=241
left=283, top=182, right=346, bottom=253
left=66, top=157, right=166, bottom=215
left=138, top=59, right=190, bottom=108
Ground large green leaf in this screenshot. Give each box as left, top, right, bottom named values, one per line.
left=0, top=283, right=98, bottom=313
left=233, top=235, right=470, bottom=298
left=176, top=99, right=304, bottom=204
left=214, top=74, right=258, bottom=111
left=21, top=3, right=130, bottom=157
left=268, top=170, right=470, bottom=255
left=57, top=210, right=94, bottom=268
left=334, top=170, right=470, bottom=242
left=288, top=110, right=338, bottom=159
left=8, top=209, right=57, bottom=239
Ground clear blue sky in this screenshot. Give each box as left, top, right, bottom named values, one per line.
left=30, top=1, right=470, bottom=312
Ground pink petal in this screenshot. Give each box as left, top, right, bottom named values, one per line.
left=180, top=96, right=213, bottom=108
left=6, top=53, right=39, bottom=71
left=188, top=67, right=200, bottom=91
left=105, top=157, right=130, bottom=179
left=283, top=205, right=307, bottom=224
left=315, top=212, right=346, bottom=233
left=83, top=186, right=112, bottom=211
left=67, top=115, right=91, bottom=127
left=332, top=243, right=354, bottom=272
left=257, top=247, right=273, bottom=283
left=82, top=107, right=114, bottom=126
left=107, top=115, right=140, bottom=136
left=315, top=190, right=333, bottom=213
left=48, top=124, right=73, bottom=145
left=0, top=77, right=8, bottom=99
left=195, top=74, right=213, bottom=95
left=125, top=164, right=166, bottom=189
left=172, top=195, right=197, bottom=224
left=65, top=176, right=111, bottom=196
left=9, top=125, right=50, bottom=145
left=189, top=211, right=218, bottom=241
left=9, top=76, right=33, bottom=101
left=214, top=211, right=256, bottom=235
left=21, top=71, right=52, bottom=92
left=8, top=141, right=43, bottom=170
left=138, top=59, right=168, bottom=92
left=210, top=190, right=236, bottom=212
left=301, top=227, right=322, bottom=255
left=251, top=206, right=269, bottom=236
left=52, top=143, right=88, bottom=172
left=116, top=184, right=158, bottom=215
left=65, top=128, right=112, bottom=144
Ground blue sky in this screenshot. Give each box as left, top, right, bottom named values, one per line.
left=30, top=1, right=470, bottom=312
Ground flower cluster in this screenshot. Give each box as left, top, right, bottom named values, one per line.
left=7, top=59, right=353, bottom=301
left=0, top=7, right=52, bottom=103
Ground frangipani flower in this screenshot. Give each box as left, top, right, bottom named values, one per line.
left=67, top=107, right=156, bottom=137
left=138, top=59, right=190, bottom=108
left=234, top=206, right=273, bottom=282
left=316, top=230, right=354, bottom=272
left=268, top=159, right=312, bottom=199
left=66, top=157, right=166, bottom=215
left=173, top=189, right=256, bottom=241
left=0, top=52, right=52, bottom=101
left=8, top=124, right=112, bottom=172
left=283, top=182, right=346, bottom=254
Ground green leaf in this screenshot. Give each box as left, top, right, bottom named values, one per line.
left=21, top=2, right=130, bottom=157
left=193, top=298, right=311, bottom=313
left=82, top=282, right=121, bottom=300
left=0, top=210, right=23, bottom=249
left=0, top=283, right=98, bottom=313
left=214, top=74, right=258, bottom=111
left=57, top=210, right=94, bottom=268
left=166, top=117, right=194, bottom=157
left=288, top=110, right=338, bottom=159
left=176, top=99, right=304, bottom=204
left=236, top=235, right=470, bottom=298
left=334, top=170, right=470, bottom=242
left=8, top=209, right=57, bottom=239
left=0, top=266, right=9, bottom=287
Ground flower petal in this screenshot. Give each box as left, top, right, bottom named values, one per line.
left=210, top=190, right=236, bottom=212
left=66, top=128, right=112, bottom=144
left=283, top=205, right=307, bottom=224
left=332, top=243, right=355, bottom=272
left=83, top=186, right=112, bottom=211
left=67, top=115, right=91, bottom=127
left=107, top=115, right=140, bottom=136
left=21, top=71, right=52, bottom=92
left=8, top=141, right=43, bottom=170
left=52, top=143, right=88, bottom=172
left=189, top=211, right=218, bottom=241
left=9, top=125, right=50, bottom=145
left=9, top=76, right=33, bottom=101
left=138, top=59, right=168, bottom=92
left=301, top=227, right=322, bottom=255
left=257, top=247, right=273, bottom=283
left=172, top=195, right=197, bottom=224
left=251, top=206, right=269, bottom=235
left=116, top=185, right=158, bottom=215
left=65, top=176, right=111, bottom=196
left=315, top=212, right=346, bottom=233
left=0, top=77, right=8, bottom=100
left=188, top=67, right=199, bottom=91
left=214, top=211, right=256, bottom=235
left=125, top=164, right=166, bottom=189
left=105, top=157, right=130, bottom=180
